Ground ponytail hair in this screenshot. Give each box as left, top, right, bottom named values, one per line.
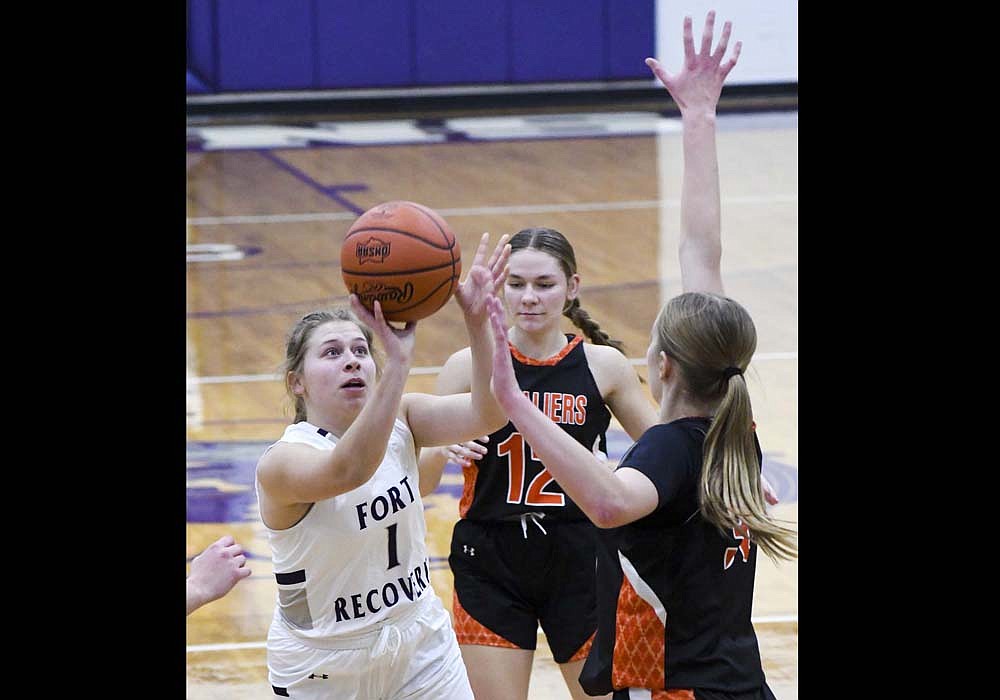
left=655, top=292, right=797, bottom=563
left=564, top=298, right=627, bottom=355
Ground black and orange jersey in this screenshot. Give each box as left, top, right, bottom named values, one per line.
left=459, top=334, right=611, bottom=522
left=579, top=417, right=767, bottom=695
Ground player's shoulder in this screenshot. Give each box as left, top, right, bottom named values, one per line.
left=258, top=437, right=319, bottom=463
left=258, top=425, right=327, bottom=466
left=641, top=417, right=709, bottom=446
left=581, top=340, right=626, bottom=359
left=581, top=341, right=632, bottom=373
left=436, top=345, right=474, bottom=386
left=444, top=345, right=473, bottom=365
left=255, top=440, right=301, bottom=484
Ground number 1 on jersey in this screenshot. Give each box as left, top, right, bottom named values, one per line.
left=386, top=523, right=400, bottom=569
left=497, top=432, right=565, bottom=507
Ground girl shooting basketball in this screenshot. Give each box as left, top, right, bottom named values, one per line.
left=255, top=233, right=510, bottom=699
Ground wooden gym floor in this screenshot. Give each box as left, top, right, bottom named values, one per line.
left=186, top=108, right=798, bottom=699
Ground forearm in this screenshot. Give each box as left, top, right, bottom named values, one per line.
left=501, top=393, right=625, bottom=527
left=337, top=364, right=410, bottom=484
left=679, top=112, right=722, bottom=288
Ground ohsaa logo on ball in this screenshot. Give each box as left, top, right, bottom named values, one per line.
left=354, top=280, right=415, bottom=305
left=355, top=237, right=391, bottom=264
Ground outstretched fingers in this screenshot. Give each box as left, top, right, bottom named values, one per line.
left=460, top=233, right=504, bottom=301
left=712, top=20, right=732, bottom=63
left=494, top=262, right=510, bottom=288
left=647, top=11, right=739, bottom=115
left=486, top=234, right=512, bottom=285
left=682, top=15, right=696, bottom=69
left=699, top=10, right=716, bottom=58
left=720, top=40, right=742, bottom=79
left=485, top=233, right=510, bottom=270
left=645, top=57, right=672, bottom=89
left=469, top=231, right=509, bottom=275
left=456, top=259, right=497, bottom=318
left=469, top=232, right=491, bottom=269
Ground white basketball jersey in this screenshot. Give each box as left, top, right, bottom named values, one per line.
left=257, top=419, right=433, bottom=640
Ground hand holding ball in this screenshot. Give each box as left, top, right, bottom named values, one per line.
left=341, top=201, right=461, bottom=322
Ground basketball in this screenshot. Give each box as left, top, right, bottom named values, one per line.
left=341, top=201, right=462, bottom=322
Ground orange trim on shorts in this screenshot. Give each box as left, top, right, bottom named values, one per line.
left=458, top=461, right=478, bottom=519
left=653, top=690, right=694, bottom=700
left=568, top=629, right=596, bottom=662
left=508, top=335, right=583, bottom=366
left=452, top=590, right=520, bottom=650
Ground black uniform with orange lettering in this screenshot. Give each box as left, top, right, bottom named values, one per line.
left=578, top=417, right=775, bottom=699
left=449, top=334, right=611, bottom=663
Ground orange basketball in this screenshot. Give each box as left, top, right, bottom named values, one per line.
left=341, top=201, right=462, bottom=322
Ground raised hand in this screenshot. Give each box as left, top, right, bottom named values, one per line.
left=485, top=233, right=512, bottom=291
left=349, top=294, right=417, bottom=366
left=454, top=233, right=512, bottom=323
left=645, top=10, right=741, bottom=116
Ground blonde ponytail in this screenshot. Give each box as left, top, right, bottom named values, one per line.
left=701, top=373, right=797, bottom=562
left=655, top=292, right=797, bottom=563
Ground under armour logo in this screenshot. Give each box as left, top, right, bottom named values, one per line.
left=308, top=674, right=329, bottom=680
left=463, top=545, right=475, bottom=556
left=723, top=521, right=752, bottom=569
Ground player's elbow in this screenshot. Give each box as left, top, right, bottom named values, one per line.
left=328, top=452, right=386, bottom=496
left=679, top=239, right=721, bottom=273
left=486, top=411, right=509, bottom=434
left=473, top=406, right=508, bottom=437
left=418, top=462, right=444, bottom=491
left=588, top=496, right=632, bottom=529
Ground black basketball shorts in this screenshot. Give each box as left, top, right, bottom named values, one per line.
left=449, top=517, right=598, bottom=664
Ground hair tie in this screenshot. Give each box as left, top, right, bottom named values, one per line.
left=722, top=366, right=743, bottom=380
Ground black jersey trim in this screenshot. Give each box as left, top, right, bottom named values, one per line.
left=275, top=569, right=306, bottom=585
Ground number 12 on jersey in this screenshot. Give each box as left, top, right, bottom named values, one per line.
left=497, top=432, right=565, bottom=507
